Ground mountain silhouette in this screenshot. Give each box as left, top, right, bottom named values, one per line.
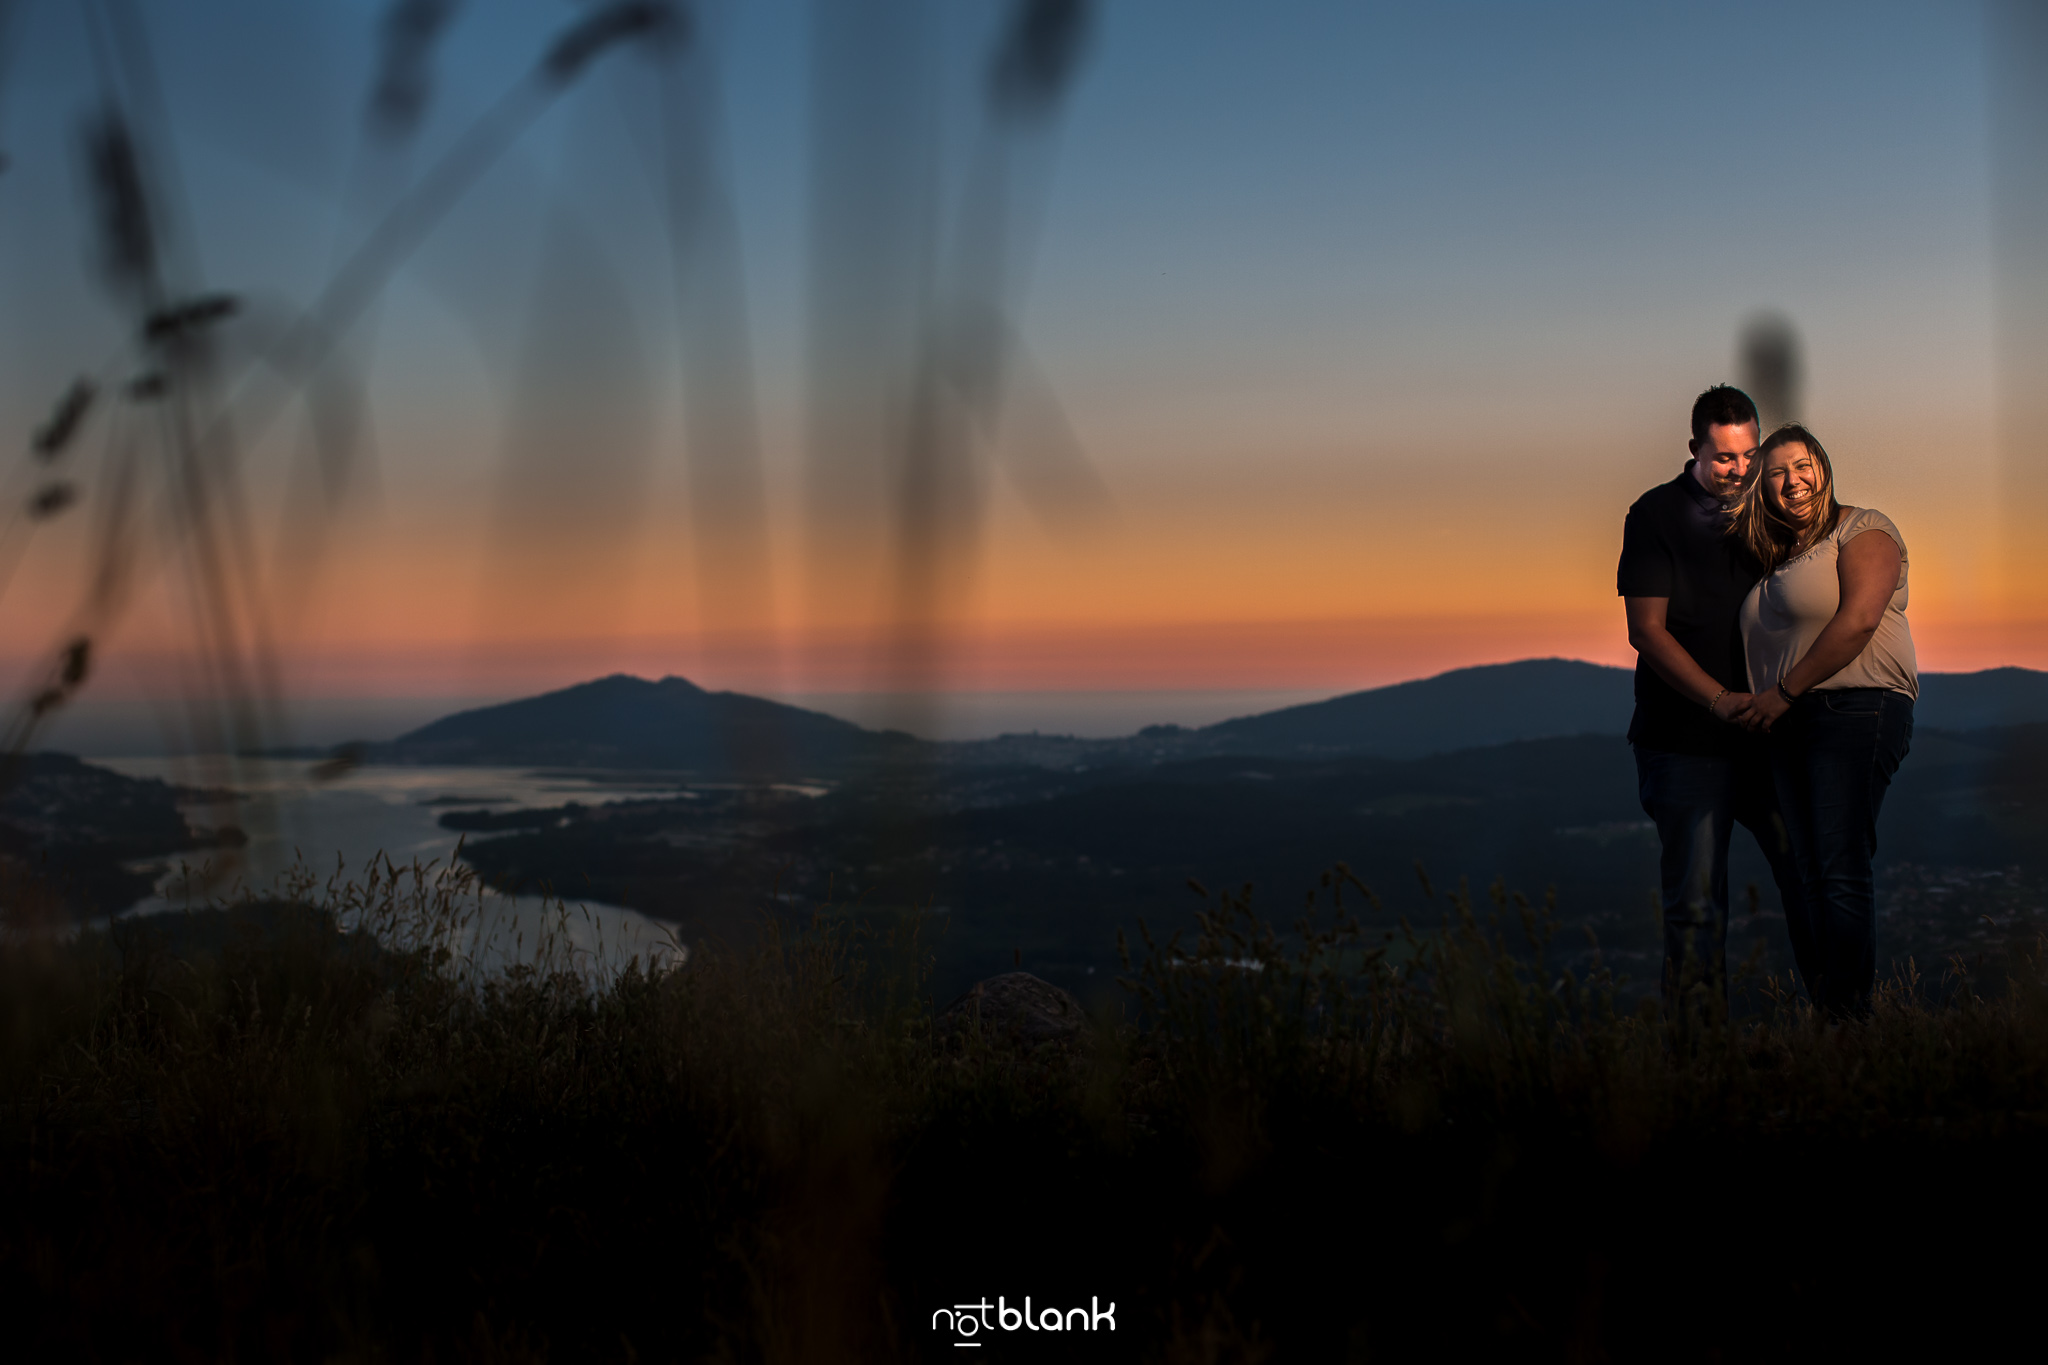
left=1192, top=658, right=1631, bottom=758
left=375, top=660, right=2048, bottom=773
left=383, top=674, right=912, bottom=774
left=1914, top=667, right=2048, bottom=730
left=1183, top=660, right=2048, bottom=759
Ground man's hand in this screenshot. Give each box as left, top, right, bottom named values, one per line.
left=1709, top=690, right=1753, bottom=724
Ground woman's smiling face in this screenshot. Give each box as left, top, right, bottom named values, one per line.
left=1762, top=441, right=1821, bottom=524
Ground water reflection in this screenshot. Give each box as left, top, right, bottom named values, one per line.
left=93, top=756, right=698, bottom=974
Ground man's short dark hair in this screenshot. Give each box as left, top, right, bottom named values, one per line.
left=1690, top=385, right=1760, bottom=446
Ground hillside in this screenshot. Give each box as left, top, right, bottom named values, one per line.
left=1189, top=657, right=1630, bottom=757
left=1185, top=659, right=2048, bottom=758
left=447, top=717, right=2048, bottom=1000
left=0, top=753, right=221, bottom=917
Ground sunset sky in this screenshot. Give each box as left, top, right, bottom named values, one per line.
left=0, top=1, right=2040, bottom=740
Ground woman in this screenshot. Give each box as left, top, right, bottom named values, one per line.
left=1727, top=425, right=1915, bottom=1016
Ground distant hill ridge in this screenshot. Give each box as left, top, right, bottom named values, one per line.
left=377, top=660, right=2048, bottom=773
left=386, top=674, right=913, bottom=773
left=1196, top=658, right=1628, bottom=759
left=1189, top=660, right=2048, bottom=758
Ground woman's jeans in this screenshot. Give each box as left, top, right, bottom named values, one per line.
left=1770, top=688, right=1914, bottom=1016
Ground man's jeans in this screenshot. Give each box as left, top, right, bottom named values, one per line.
left=1769, top=688, right=1914, bottom=1017
left=1635, top=744, right=1805, bottom=1010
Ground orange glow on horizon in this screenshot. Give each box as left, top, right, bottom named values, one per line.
left=38, top=609, right=2048, bottom=706
left=0, top=409, right=2037, bottom=703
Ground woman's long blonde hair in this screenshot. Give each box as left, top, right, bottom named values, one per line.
left=1728, top=423, right=1840, bottom=572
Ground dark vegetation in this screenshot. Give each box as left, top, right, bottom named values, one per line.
left=0, top=753, right=219, bottom=918
left=451, top=721, right=2048, bottom=1006
left=3, top=857, right=2046, bottom=1361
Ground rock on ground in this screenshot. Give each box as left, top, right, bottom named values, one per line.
left=938, top=972, right=1086, bottom=1045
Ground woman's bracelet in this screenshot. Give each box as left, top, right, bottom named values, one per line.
left=1707, top=687, right=1729, bottom=719
left=1776, top=679, right=1799, bottom=704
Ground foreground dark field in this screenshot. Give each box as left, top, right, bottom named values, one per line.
left=3, top=860, right=2046, bottom=1362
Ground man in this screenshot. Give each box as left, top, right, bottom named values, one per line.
left=1618, top=384, right=1804, bottom=1012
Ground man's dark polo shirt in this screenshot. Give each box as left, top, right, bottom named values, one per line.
left=1616, top=460, right=1764, bottom=757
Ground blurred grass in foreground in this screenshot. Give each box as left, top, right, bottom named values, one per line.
left=2, top=858, right=2045, bottom=1361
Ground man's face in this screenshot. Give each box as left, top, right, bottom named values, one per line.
left=1690, top=421, right=1758, bottom=498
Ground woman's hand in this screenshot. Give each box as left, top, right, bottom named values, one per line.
left=1738, top=687, right=1793, bottom=732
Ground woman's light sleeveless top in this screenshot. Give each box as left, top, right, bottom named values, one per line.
left=1740, top=507, right=1918, bottom=700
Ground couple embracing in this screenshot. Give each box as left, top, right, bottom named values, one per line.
left=1619, top=385, right=1915, bottom=1018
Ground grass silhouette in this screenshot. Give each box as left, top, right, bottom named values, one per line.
left=1, top=855, right=2044, bottom=1360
